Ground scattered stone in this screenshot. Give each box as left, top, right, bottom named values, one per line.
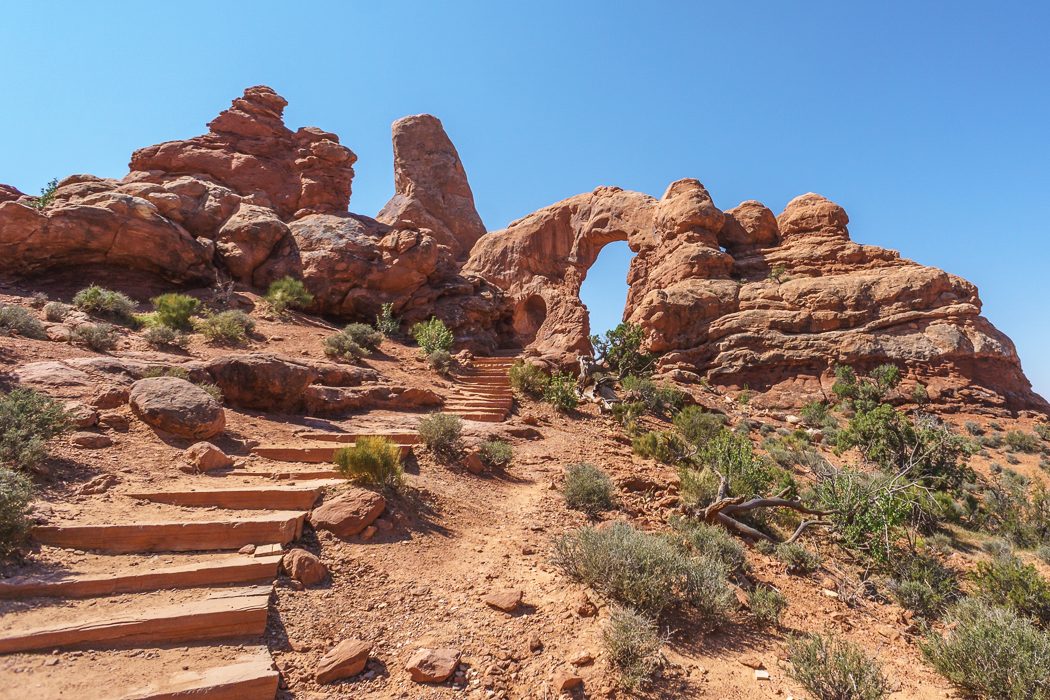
left=463, top=450, right=485, bottom=475
left=98, top=412, right=130, bottom=431
left=92, top=386, right=130, bottom=409
left=406, top=648, right=460, bottom=683
left=78, top=474, right=117, bottom=495
left=239, top=544, right=256, bottom=555
left=528, top=635, right=543, bottom=652
left=129, top=377, right=225, bottom=439
left=71, top=432, right=112, bottom=449
left=310, top=488, right=386, bottom=538
left=483, top=589, right=523, bottom=613
left=361, top=525, right=377, bottom=541
left=755, top=669, right=770, bottom=681
left=315, top=639, right=371, bottom=684
left=64, top=401, right=99, bottom=429
left=569, top=651, right=594, bottom=666
left=573, top=592, right=597, bottom=617
left=282, top=549, right=328, bottom=587
left=181, top=441, right=234, bottom=472
left=552, top=670, right=583, bottom=693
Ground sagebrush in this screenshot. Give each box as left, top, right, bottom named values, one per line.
left=333, top=437, right=403, bottom=490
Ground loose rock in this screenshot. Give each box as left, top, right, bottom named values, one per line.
left=315, top=639, right=371, bottom=684
left=405, top=647, right=460, bottom=683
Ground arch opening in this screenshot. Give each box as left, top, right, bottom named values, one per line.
left=512, top=294, right=547, bottom=346
left=579, top=239, right=633, bottom=347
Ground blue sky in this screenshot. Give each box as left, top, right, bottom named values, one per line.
left=2, top=2, right=1047, bottom=397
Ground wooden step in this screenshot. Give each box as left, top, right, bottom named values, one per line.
left=295, top=431, right=419, bottom=444
left=32, top=513, right=306, bottom=553
left=121, top=652, right=278, bottom=700
left=0, top=586, right=272, bottom=653
left=0, top=554, right=282, bottom=600
left=127, top=485, right=327, bottom=510
left=252, top=444, right=411, bottom=463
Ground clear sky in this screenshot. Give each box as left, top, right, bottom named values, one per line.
left=2, top=2, right=1047, bottom=398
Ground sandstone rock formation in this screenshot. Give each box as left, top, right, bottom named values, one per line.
left=128, top=377, right=225, bottom=439
left=310, top=489, right=386, bottom=538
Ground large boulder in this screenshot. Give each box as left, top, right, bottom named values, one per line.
left=309, top=488, right=385, bottom=538
left=129, top=377, right=225, bottom=439
left=205, top=353, right=317, bottom=412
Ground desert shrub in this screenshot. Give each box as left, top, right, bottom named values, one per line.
left=964, top=421, right=984, bottom=436
left=979, top=473, right=1050, bottom=547
left=552, top=522, right=733, bottom=618
left=343, top=323, right=383, bottom=350
left=678, top=466, right=721, bottom=509
left=478, top=439, right=512, bottom=468
left=1005, top=430, right=1042, bottom=454
left=749, top=586, right=787, bottom=626
left=0, top=305, right=47, bottom=339
left=150, top=293, right=199, bottom=329
left=1037, top=545, right=1050, bottom=565
left=265, top=276, right=313, bottom=313
left=921, top=599, right=1050, bottom=700
left=144, top=366, right=191, bottom=380
left=591, top=322, right=654, bottom=378
left=0, top=389, right=69, bottom=472
left=30, top=178, right=58, bottom=210
left=375, top=302, right=400, bottom=336
left=29, top=292, right=49, bottom=308
left=674, top=518, right=746, bottom=572
left=71, top=322, right=118, bottom=351
left=787, top=634, right=889, bottom=700
left=832, top=363, right=901, bottom=412
left=982, top=432, right=1005, bottom=449
left=0, top=467, right=34, bottom=556
left=970, top=555, right=1050, bottom=626
left=673, top=406, right=726, bottom=448
left=197, top=382, right=224, bottom=403
left=333, top=436, right=403, bottom=491
left=411, top=317, right=454, bottom=355
left=428, top=349, right=452, bottom=375
left=800, top=400, right=830, bottom=428
left=811, top=466, right=915, bottom=564
left=611, top=401, right=646, bottom=432
left=43, top=301, right=71, bottom=322
left=632, top=430, right=685, bottom=464
left=73, top=285, right=136, bottom=322
left=692, top=429, right=783, bottom=500
left=981, top=537, right=1013, bottom=558
left=509, top=360, right=548, bottom=397
left=418, top=413, right=463, bottom=459
left=621, top=375, right=686, bottom=416
left=196, top=310, right=254, bottom=344
left=1036, top=424, right=1050, bottom=442
left=776, top=542, right=822, bottom=575
left=543, top=371, right=578, bottom=412
left=602, top=607, right=664, bottom=691
left=563, top=463, right=616, bottom=517
left=324, top=323, right=382, bottom=362
left=143, top=325, right=189, bottom=349
left=889, top=553, right=961, bottom=618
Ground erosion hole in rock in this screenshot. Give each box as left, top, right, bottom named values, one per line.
left=512, top=295, right=547, bottom=346
left=579, top=239, right=633, bottom=347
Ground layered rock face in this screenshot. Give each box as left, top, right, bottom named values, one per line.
left=466, top=182, right=1045, bottom=411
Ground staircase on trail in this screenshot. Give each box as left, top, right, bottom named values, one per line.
left=443, top=355, right=517, bottom=423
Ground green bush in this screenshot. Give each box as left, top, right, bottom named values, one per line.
left=1036, top=423, right=1050, bottom=442
left=677, top=466, right=721, bottom=509
left=0, top=467, right=34, bottom=556
left=43, top=301, right=71, bottom=322
left=428, top=349, right=452, bottom=375
left=73, top=285, right=137, bottom=322
left=563, top=463, right=616, bottom=517
left=889, top=553, right=960, bottom=618
left=0, top=389, right=69, bottom=472
left=692, top=429, right=781, bottom=500
left=324, top=323, right=383, bottom=362
left=478, top=439, right=512, bottom=468
left=265, top=276, right=314, bottom=313
left=621, top=375, right=686, bottom=416
left=375, top=302, right=400, bottom=336
left=552, top=522, right=733, bottom=618
left=748, top=586, right=787, bottom=627
left=143, top=325, right=189, bottom=349
left=970, top=555, right=1050, bottom=626
left=509, top=360, right=548, bottom=398
left=0, top=305, right=47, bottom=339
left=333, top=436, right=403, bottom=491
left=1005, top=430, right=1042, bottom=454
left=602, top=607, right=664, bottom=691
left=776, top=542, right=822, bottom=575
left=71, top=322, right=118, bottom=351
left=196, top=310, right=255, bottom=344
left=800, top=400, right=830, bottom=428
left=411, top=317, right=454, bottom=355
left=418, top=413, right=463, bottom=459
left=964, top=421, right=985, bottom=436
left=921, top=599, right=1050, bottom=700
left=1039, top=545, right=1050, bottom=565
left=673, top=406, right=726, bottom=447
left=150, top=293, right=199, bottom=329
left=543, top=371, right=578, bottom=412
left=787, top=634, right=889, bottom=700
left=674, top=518, right=746, bottom=572
left=590, top=322, right=654, bottom=378
left=632, top=430, right=685, bottom=464
left=811, top=466, right=914, bottom=564
left=29, top=292, right=49, bottom=308
left=30, top=178, right=59, bottom=210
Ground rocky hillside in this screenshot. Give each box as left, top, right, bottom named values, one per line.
left=1, top=85, right=1044, bottom=413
